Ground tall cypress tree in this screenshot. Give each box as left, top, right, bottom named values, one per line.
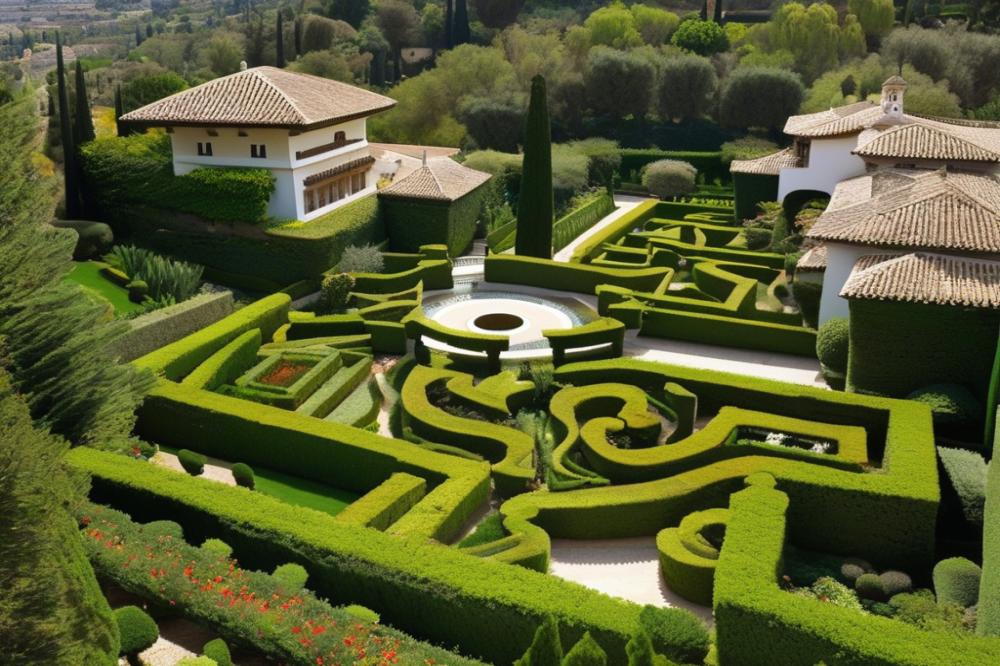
left=276, top=11, right=285, bottom=67
left=114, top=84, right=126, bottom=137
left=293, top=16, right=302, bottom=58
left=700, top=0, right=708, bottom=21
left=713, top=0, right=723, bottom=23
left=515, top=75, right=553, bottom=259
left=445, top=0, right=454, bottom=49
left=134, top=25, right=143, bottom=46
left=56, top=33, right=80, bottom=219
left=73, top=60, right=95, bottom=146
left=454, top=0, right=470, bottom=46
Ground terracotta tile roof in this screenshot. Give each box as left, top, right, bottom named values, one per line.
left=783, top=102, right=882, bottom=137
left=854, top=120, right=1000, bottom=163
left=806, top=169, right=1000, bottom=253
left=841, top=252, right=1000, bottom=309
left=119, top=66, right=396, bottom=130
left=378, top=157, right=491, bottom=202
left=796, top=244, right=827, bottom=271
left=729, top=147, right=801, bottom=175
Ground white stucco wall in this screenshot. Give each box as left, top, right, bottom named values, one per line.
left=777, top=136, right=867, bottom=201
left=168, top=118, right=372, bottom=221
left=818, top=243, right=893, bottom=324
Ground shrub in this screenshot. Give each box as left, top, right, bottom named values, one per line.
left=143, top=520, right=184, bottom=539
left=906, top=384, right=983, bottom=430
left=880, top=570, right=914, bottom=597
left=854, top=572, right=887, bottom=601
left=51, top=219, right=114, bottom=259
left=670, top=19, right=728, bottom=56
left=744, top=227, right=771, bottom=250
left=890, top=589, right=969, bottom=634
left=318, top=273, right=355, bottom=313
left=112, top=245, right=203, bottom=303
left=794, top=577, right=863, bottom=611
left=561, top=631, right=607, bottom=666
left=338, top=244, right=385, bottom=274
left=126, top=279, right=148, bottom=303
left=344, top=604, right=381, bottom=624
left=840, top=558, right=873, bottom=584
left=231, top=462, right=255, bottom=489
left=178, top=448, right=206, bottom=476
left=115, top=605, right=158, bottom=664
left=816, top=317, right=849, bottom=374
left=516, top=615, right=563, bottom=666
left=720, top=137, right=780, bottom=164
left=201, top=538, right=233, bottom=557
left=202, top=638, right=232, bottom=666
left=272, top=562, right=309, bottom=591
left=641, top=160, right=697, bottom=199
left=637, top=605, right=710, bottom=664
left=934, top=557, right=982, bottom=608
left=938, top=447, right=987, bottom=528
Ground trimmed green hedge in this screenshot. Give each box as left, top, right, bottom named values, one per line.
left=381, top=182, right=489, bottom=257
left=490, top=358, right=938, bottom=575
left=334, top=472, right=428, bottom=531
left=570, top=200, right=658, bottom=263
left=618, top=150, right=728, bottom=185
left=732, top=172, right=778, bottom=223
left=543, top=317, right=625, bottom=366
left=657, top=508, right=729, bottom=606
left=639, top=307, right=817, bottom=357
left=714, top=475, right=1000, bottom=665
left=181, top=329, right=261, bottom=390
left=68, top=448, right=705, bottom=665
left=485, top=255, right=671, bottom=295
left=979, top=413, right=1000, bottom=636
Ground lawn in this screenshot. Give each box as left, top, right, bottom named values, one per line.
left=65, top=261, right=142, bottom=315
left=158, top=445, right=358, bottom=517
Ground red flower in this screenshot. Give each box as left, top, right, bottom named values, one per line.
left=316, top=659, right=324, bottom=665
left=311, top=625, right=326, bottom=635
left=291, top=626, right=302, bottom=634
left=344, top=636, right=355, bottom=647
left=213, top=575, right=223, bottom=583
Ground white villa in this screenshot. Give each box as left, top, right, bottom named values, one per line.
left=119, top=65, right=397, bottom=222
left=733, top=76, right=1000, bottom=324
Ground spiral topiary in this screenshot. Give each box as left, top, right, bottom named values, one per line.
left=816, top=317, right=849, bottom=374
left=879, top=570, right=913, bottom=598
left=854, top=573, right=887, bottom=601
left=933, top=557, right=982, bottom=608
left=203, top=638, right=232, bottom=666
left=115, top=605, right=158, bottom=665
left=231, top=462, right=255, bottom=489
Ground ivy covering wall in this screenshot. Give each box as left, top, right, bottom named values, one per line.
left=847, top=299, right=1000, bottom=400
left=381, top=185, right=488, bottom=256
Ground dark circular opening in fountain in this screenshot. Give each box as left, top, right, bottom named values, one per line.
left=474, top=313, right=524, bottom=331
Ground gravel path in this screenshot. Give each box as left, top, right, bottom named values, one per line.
left=553, top=195, right=652, bottom=263
left=153, top=451, right=237, bottom=486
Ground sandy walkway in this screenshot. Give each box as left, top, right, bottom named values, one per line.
left=549, top=537, right=714, bottom=625
left=553, top=195, right=652, bottom=262
left=153, top=451, right=237, bottom=486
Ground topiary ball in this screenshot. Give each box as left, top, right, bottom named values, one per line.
left=115, top=605, right=159, bottom=656
left=178, top=448, right=206, bottom=476
left=272, top=562, right=309, bottom=591
left=126, top=279, right=149, bottom=304
left=854, top=573, right=887, bottom=601
left=231, top=462, right=255, bottom=489
left=142, top=520, right=183, bottom=540
left=203, top=638, right=232, bottom=666
left=906, top=384, right=983, bottom=430
left=816, top=317, right=849, bottom=374
left=879, top=570, right=913, bottom=598
left=933, top=557, right=982, bottom=608
left=840, top=563, right=866, bottom=585
left=201, top=538, right=233, bottom=558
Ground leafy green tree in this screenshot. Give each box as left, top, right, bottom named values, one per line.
left=73, top=60, right=95, bottom=146
left=719, top=66, right=804, bottom=130
left=460, top=98, right=524, bottom=151
left=562, top=632, right=607, bottom=666
left=515, top=616, right=563, bottom=666
left=290, top=50, right=354, bottom=81
left=584, top=1, right=643, bottom=48
left=631, top=4, right=680, bottom=45
left=472, top=0, right=524, bottom=29
left=585, top=46, right=656, bottom=119
left=515, top=75, right=553, bottom=259
left=327, top=0, right=371, bottom=28
left=421, top=2, right=446, bottom=48
left=847, top=0, right=895, bottom=41
left=301, top=15, right=357, bottom=54
left=120, top=72, right=187, bottom=115
left=839, top=14, right=867, bottom=60
left=375, top=0, right=421, bottom=80
left=359, top=20, right=390, bottom=86
left=56, top=34, right=81, bottom=218
left=671, top=19, right=728, bottom=56
left=767, top=2, right=843, bottom=84
left=199, top=32, right=244, bottom=76
left=658, top=54, right=717, bottom=120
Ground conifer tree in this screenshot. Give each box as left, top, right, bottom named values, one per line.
left=114, top=84, right=126, bottom=137
left=146, top=23, right=153, bottom=38
left=135, top=25, right=143, bottom=46
left=562, top=633, right=607, bottom=666
left=713, top=0, right=723, bottom=23
left=55, top=33, right=80, bottom=218
left=276, top=11, right=286, bottom=67
left=515, top=616, right=563, bottom=666
left=700, top=0, right=708, bottom=20
left=445, top=0, right=454, bottom=49
left=515, top=75, right=554, bottom=259
left=454, top=0, right=470, bottom=46
left=73, top=60, right=95, bottom=145
left=626, top=630, right=672, bottom=666
left=293, top=16, right=302, bottom=57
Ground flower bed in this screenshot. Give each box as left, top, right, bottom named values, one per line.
left=79, top=502, right=483, bottom=666
left=259, top=360, right=315, bottom=388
